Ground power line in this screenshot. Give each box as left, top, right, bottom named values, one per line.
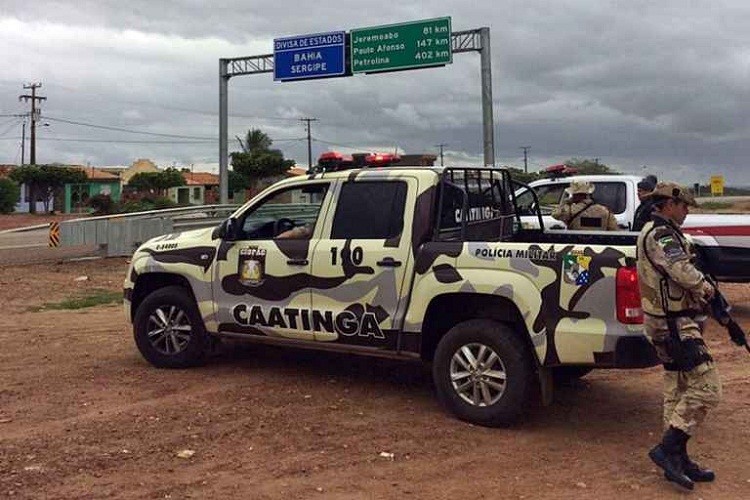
left=0, top=118, right=22, bottom=138
left=0, top=134, right=306, bottom=144
left=262, top=137, right=307, bottom=142
left=312, top=137, right=365, bottom=149
left=39, top=137, right=215, bottom=144
left=0, top=136, right=213, bottom=144
left=38, top=84, right=301, bottom=121
left=41, top=115, right=216, bottom=140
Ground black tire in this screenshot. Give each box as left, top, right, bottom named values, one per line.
left=552, top=366, right=593, bottom=385
left=133, top=286, right=209, bottom=368
left=432, top=319, right=534, bottom=427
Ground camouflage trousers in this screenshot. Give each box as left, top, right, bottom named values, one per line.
left=645, top=317, right=722, bottom=435
left=663, top=360, right=722, bottom=435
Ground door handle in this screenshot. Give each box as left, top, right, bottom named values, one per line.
left=377, top=257, right=402, bottom=267
left=286, top=259, right=309, bottom=266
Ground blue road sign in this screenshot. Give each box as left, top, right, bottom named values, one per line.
left=274, top=31, right=346, bottom=81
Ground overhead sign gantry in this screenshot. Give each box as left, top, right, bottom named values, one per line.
left=219, top=17, right=493, bottom=204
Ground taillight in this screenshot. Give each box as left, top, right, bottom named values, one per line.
left=616, top=266, right=643, bottom=324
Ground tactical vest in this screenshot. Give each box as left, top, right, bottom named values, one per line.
left=553, top=200, right=613, bottom=230
left=636, top=216, right=705, bottom=318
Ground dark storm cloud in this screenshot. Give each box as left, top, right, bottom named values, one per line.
left=1, top=1, right=749, bottom=183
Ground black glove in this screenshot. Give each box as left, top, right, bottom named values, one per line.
left=665, top=337, right=712, bottom=371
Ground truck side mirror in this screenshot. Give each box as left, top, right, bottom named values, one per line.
left=214, top=217, right=238, bottom=240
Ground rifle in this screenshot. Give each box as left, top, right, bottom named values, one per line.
left=705, top=275, right=750, bottom=354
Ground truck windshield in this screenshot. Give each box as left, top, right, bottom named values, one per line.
left=516, top=184, right=567, bottom=215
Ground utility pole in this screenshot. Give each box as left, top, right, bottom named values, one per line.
left=19, top=83, right=46, bottom=165
left=300, top=117, right=317, bottom=170
left=21, top=118, right=27, bottom=166
left=520, top=146, right=531, bottom=173
left=434, top=143, right=448, bottom=167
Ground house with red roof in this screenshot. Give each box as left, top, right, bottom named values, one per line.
left=63, top=165, right=122, bottom=213
left=168, top=171, right=220, bottom=205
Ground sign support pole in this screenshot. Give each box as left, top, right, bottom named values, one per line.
left=219, top=59, right=230, bottom=204
left=480, top=27, right=494, bottom=167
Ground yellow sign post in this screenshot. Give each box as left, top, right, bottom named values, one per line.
left=710, top=175, right=724, bottom=196
left=48, top=222, right=60, bottom=247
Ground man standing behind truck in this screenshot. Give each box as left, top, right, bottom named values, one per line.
left=636, top=182, right=721, bottom=490
left=552, top=181, right=618, bottom=230
left=633, top=174, right=658, bottom=231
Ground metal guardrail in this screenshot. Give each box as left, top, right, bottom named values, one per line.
left=60, top=205, right=241, bottom=257
left=58, top=203, right=321, bottom=257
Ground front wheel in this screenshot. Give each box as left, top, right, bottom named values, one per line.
left=133, top=286, right=209, bottom=368
left=432, top=319, right=534, bottom=426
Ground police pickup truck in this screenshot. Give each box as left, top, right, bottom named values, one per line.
left=515, top=174, right=750, bottom=282
left=124, top=166, right=657, bottom=426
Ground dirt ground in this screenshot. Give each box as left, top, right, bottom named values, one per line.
left=0, top=258, right=749, bottom=499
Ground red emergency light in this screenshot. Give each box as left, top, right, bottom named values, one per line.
left=545, top=163, right=578, bottom=176
left=317, top=151, right=354, bottom=171
left=365, top=152, right=401, bottom=167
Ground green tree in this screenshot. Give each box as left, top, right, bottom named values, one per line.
left=239, top=129, right=273, bottom=153
left=0, top=178, right=20, bottom=214
left=504, top=166, right=543, bottom=185
left=231, top=128, right=294, bottom=193
left=127, top=167, right=185, bottom=196
left=563, top=158, right=619, bottom=175
left=228, top=170, right=249, bottom=197
left=9, top=165, right=87, bottom=213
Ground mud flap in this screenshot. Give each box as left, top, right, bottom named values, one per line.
left=538, top=366, right=554, bottom=406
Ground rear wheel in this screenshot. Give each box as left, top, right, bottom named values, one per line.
left=133, top=286, right=209, bottom=368
left=433, top=319, right=534, bottom=426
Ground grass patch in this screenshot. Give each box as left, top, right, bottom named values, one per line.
left=699, top=201, right=734, bottom=210
left=30, top=289, right=122, bottom=312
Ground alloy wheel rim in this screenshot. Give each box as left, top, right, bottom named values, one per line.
left=449, top=342, right=507, bottom=406
left=146, top=305, right=192, bottom=355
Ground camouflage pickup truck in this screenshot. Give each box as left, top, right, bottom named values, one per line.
left=124, top=166, right=657, bottom=426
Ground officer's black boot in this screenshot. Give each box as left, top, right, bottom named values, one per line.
left=681, top=434, right=715, bottom=482
left=649, top=427, right=694, bottom=490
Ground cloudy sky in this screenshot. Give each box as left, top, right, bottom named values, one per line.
left=1, top=1, right=749, bottom=184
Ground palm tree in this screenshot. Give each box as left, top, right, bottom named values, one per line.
left=242, top=129, right=273, bottom=153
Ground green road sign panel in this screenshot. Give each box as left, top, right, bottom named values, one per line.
left=351, top=17, right=452, bottom=74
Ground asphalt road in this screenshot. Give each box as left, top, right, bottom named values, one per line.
left=0, top=228, right=48, bottom=250
left=697, top=195, right=750, bottom=203
left=0, top=228, right=100, bottom=265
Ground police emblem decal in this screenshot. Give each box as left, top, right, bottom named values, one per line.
left=238, top=247, right=267, bottom=287
left=563, top=252, right=591, bottom=286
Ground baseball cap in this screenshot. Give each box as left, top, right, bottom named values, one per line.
left=644, top=182, right=698, bottom=207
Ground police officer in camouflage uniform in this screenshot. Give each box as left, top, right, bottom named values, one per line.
left=632, top=175, right=658, bottom=231
left=637, top=182, right=721, bottom=490
left=552, top=181, right=618, bottom=230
